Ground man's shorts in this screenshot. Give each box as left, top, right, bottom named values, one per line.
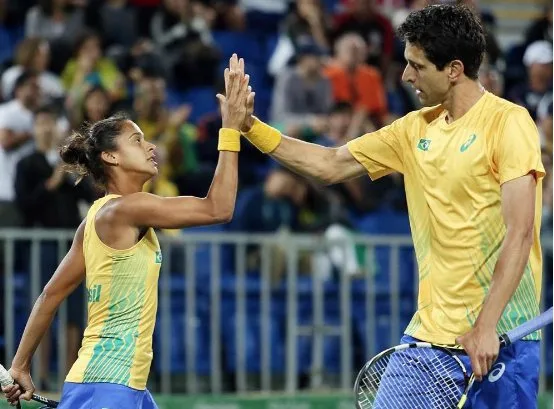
left=371, top=334, right=540, bottom=409
left=57, top=382, right=159, bottom=409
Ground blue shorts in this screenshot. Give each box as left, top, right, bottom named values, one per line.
left=58, top=382, right=158, bottom=409
left=372, top=334, right=540, bottom=409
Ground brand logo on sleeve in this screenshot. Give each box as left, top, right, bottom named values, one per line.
left=155, top=251, right=163, bottom=264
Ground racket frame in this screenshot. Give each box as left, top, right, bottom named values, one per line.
left=353, top=342, right=473, bottom=409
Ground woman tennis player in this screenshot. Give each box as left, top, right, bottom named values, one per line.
left=2, top=54, right=253, bottom=408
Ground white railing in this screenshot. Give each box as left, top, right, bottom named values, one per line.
left=0, top=228, right=550, bottom=395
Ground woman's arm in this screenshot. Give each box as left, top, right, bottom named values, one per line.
left=2, top=219, right=87, bottom=404
left=109, top=54, right=252, bottom=230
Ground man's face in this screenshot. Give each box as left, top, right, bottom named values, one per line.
left=328, top=109, right=352, bottom=141
left=528, top=62, right=553, bottom=94
left=18, top=76, right=41, bottom=108
left=136, top=77, right=167, bottom=117
left=34, top=112, right=57, bottom=149
left=401, top=42, right=450, bottom=107
left=336, top=35, right=367, bottom=67
left=299, top=54, right=321, bottom=76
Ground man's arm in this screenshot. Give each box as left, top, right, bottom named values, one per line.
left=456, top=173, right=537, bottom=380
left=477, top=174, right=536, bottom=331
left=269, top=135, right=367, bottom=185
left=0, top=129, right=32, bottom=151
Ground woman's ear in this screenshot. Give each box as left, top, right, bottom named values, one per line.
left=101, top=151, right=119, bottom=167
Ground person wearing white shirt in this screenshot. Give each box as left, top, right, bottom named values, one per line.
left=0, top=71, right=41, bottom=226
left=1, top=38, right=64, bottom=102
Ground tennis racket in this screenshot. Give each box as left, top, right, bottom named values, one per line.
left=0, top=364, right=59, bottom=408
left=354, top=307, right=553, bottom=409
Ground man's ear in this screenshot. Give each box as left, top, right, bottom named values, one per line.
left=448, top=59, right=465, bottom=82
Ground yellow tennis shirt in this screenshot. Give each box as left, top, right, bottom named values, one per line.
left=66, top=194, right=162, bottom=390
left=347, top=91, right=545, bottom=345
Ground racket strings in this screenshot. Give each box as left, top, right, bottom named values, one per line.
left=357, top=347, right=465, bottom=409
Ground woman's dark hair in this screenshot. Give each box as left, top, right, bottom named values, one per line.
left=72, top=29, right=101, bottom=58
left=60, top=113, right=128, bottom=188
left=38, top=0, right=76, bottom=16
left=397, top=4, right=486, bottom=80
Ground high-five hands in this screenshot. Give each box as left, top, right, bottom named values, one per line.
left=216, top=54, right=255, bottom=131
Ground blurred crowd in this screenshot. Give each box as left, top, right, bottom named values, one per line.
left=0, top=0, right=551, bottom=239
left=0, top=0, right=551, bottom=392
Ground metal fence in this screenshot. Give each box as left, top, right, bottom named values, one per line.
left=0, top=228, right=551, bottom=396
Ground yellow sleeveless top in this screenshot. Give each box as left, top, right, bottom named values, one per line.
left=66, top=194, right=162, bottom=390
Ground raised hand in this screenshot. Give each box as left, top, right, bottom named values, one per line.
left=216, top=54, right=252, bottom=131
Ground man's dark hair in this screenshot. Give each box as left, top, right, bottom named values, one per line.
left=13, top=70, right=38, bottom=94
left=397, top=4, right=486, bottom=80
left=34, top=103, right=57, bottom=118
left=330, top=101, right=353, bottom=114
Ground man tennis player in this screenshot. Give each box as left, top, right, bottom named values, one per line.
left=230, top=4, right=545, bottom=408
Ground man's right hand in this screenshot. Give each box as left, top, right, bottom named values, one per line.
left=216, top=54, right=252, bottom=131
left=2, top=367, right=35, bottom=406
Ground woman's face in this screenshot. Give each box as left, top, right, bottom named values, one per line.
left=33, top=42, right=50, bottom=72
left=79, top=37, right=101, bottom=63
left=113, top=121, right=158, bottom=179
left=164, top=0, right=189, bottom=15
left=84, top=89, right=110, bottom=122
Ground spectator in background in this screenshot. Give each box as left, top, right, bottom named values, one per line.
left=61, top=30, right=126, bottom=103
left=24, top=0, right=86, bottom=73
left=315, top=102, right=407, bottom=214
left=1, top=38, right=64, bottom=103
left=67, top=85, right=114, bottom=129
left=194, top=0, right=246, bottom=31
left=508, top=40, right=553, bottom=120
left=150, top=0, right=219, bottom=90
left=24, top=0, right=84, bottom=41
left=0, top=71, right=41, bottom=227
left=15, top=105, right=95, bottom=229
left=537, top=93, right=553, bottom=154
left=270, top=39, right=333, bottom=139
left=128, top=0, right=162, bottom=37
left=324, top=32, right=388, bottom=127
left=84, top=0, right=139, bottom=50
left=333, top=0, right=394, bottom=76
left=525, top=4, right=552, bottom=46
left=478, top=54, right=503, bottom=97
left=268, top=0, right=332, bottom=76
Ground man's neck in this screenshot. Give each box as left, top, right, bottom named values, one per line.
left=298, top=66, right=319, bottom=82
left=16, top=98, right=33, bottom=112
left=35, top=144, right=53, bottom=154
left=442, top=80, right=485, bottom=124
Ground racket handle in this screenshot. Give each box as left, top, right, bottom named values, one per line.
left=500, top=307, right=553, bottom=346
left=0, top=364, right=22, bottom=409
left=0, top=364, right=12, bottom=388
